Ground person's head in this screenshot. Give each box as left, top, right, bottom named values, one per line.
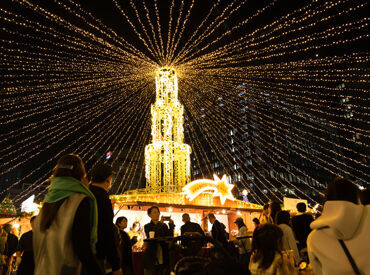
left=234, top=217, right=245, bottom=229
left=253, top=218, right=260, bottom=227
left=30, top=216, right=36, bottom=229
left=132, top=221, right=140, bottom=231
left=360, top=188, right=370, bottom=205
left=252, top=224, right=283, bottom=270
left=182, top=213, right=190, bottom=223
left=41, top=155, right=87, bottom=232
left=325, top=177, right=359, bottom=204
left=207, top=213, right=216, bottom=224
left=276, top=211, right=291, bottom=225
left=116, top=216, right=128, bottom=230
left=51, top=154, right=87, bottom=184
left=262, top=204, right=269, bottom=215
left=296, top=202, right=307, bottom=213
left=148, top=206, right=160, bottom=222
left=269, top=201, right=281, bottom=223
left=90, top=163, right=114, bottom=190
left=3, top=224, right=12, bottom=234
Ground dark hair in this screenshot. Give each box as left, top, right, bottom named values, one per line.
left=90, top=163, right=113, bottom=183
left=147, top=206, right=160, bottom=215
left=253, top=218, right=260, bottom=225
left=182, top=213, right=190, bottom=219
left=276, top=211, right=291, bottom=225
left=236, top=220, right=246, bottom=229
left=263, top=204, right=269, bottom=210
left=325, top=177, right=359, bottom=204
left=207, top=213, right=215, bottom=219
left=269, top=201, right=281, bottom=224
left=296, top=202, right=307, bottom=213
left=40, top=154, right=87, bottom=232
left=51, top=154, right=87, bottom=182
left=30, top=216, right=37, bottom=223
left=360, top=188, right=370, bottom=205
left=115, top=216, right=127, bottom=226
left=252, top=224, right=283, bottom=270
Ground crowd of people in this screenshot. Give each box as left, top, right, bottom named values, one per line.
left=0, top=154, right=369, bottom=275
left=249, top=177, right=370, bottom=275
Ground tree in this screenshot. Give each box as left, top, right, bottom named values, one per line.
left=0, top=194, right=17, bottom=215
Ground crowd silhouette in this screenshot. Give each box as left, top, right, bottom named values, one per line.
left=0, top=154, right=369, bottom=275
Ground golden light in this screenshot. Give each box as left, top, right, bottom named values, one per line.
left=145, top=68, right=191, bottom=193
left=183, top=174, right=235, bottom=205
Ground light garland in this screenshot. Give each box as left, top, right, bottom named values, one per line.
left=1, top=0, right=368, bottom=207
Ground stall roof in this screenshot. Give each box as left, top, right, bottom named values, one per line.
left=110, top=192, right=262, bottom=212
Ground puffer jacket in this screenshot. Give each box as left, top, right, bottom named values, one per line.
left=307, top=201, right=370, bottom=275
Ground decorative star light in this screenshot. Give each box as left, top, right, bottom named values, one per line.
left=183, top=174, right=235, bottom=205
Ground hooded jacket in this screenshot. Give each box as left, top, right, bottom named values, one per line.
left=307, top=201, right=370, bottom=275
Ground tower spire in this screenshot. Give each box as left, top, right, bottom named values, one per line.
left=145, top=68, right=191, bottom=193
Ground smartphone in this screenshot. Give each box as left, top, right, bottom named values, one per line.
left=162, top=216, right=171, bottom=221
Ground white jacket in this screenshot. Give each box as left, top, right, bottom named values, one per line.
left=307, top=201, right=370, bottom=275
left=278, top=224, right=300, bottom=264
left=233, top=225, right=251, bottom=254
left=33, top=193, right=86, bottom=275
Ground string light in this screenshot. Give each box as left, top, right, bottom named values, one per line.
left=1, top=0, right=367, bottom=207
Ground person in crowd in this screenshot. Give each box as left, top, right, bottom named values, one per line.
left=252, top=218, right=260, bottom=231
left=291, top=202, right=314, bottom=251
left=128, top=222, right=144, bottom=251
left=308, top=177, right=370, bottom=275
left=221, top=223, right=230, bottom=240
left=269, top=201, right=281, bottom=224
left=3, top=224, right=18, bottom=275
left=89, top=163, right=122, bottom=275
left=233, top=217, right=251, bottom=274
left=207, top=213, right=228, bottom=247
left=142, top=206, right=174, bottom=275
left=115, top=217, right=137, bottom=275
left=249, top=224, right=297, bottom=275
left=15, top=216, right=36, bottom=275
left=180, top=213, right=204, bottom=236
left=0, top=227, right=7, bottom=274
left=180, top=213, right=205, bottom=251
left=360, top=188, right=370, bottom=205
left=276, top=211, right=300, bottom=264
left=32, top=154, right=102, bottom=275
left=260, top=204, right=273, bottom=225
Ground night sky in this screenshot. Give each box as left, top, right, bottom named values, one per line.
left=0, top=0, right=368, bottom=207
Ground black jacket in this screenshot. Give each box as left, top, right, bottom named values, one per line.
left=292, top=213, right=314, bottom=249
left=211, top=220, right=228, bottom=246
left=16, top=231, right=34, bottom=275
left=142, top=221, right=174, bottom=269
left=117, top=229, right=135, bottom=268
left=180, top=221, right=204, bottom=236
left=89, top=185, right=120, bottom=271
left=5, top=233, right=18, bottom=257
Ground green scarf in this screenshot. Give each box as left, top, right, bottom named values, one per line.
left=44, top=177, right=98, bottom=248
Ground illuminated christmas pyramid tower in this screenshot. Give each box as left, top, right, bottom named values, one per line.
left=145, top=68, right=191, bottom=193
